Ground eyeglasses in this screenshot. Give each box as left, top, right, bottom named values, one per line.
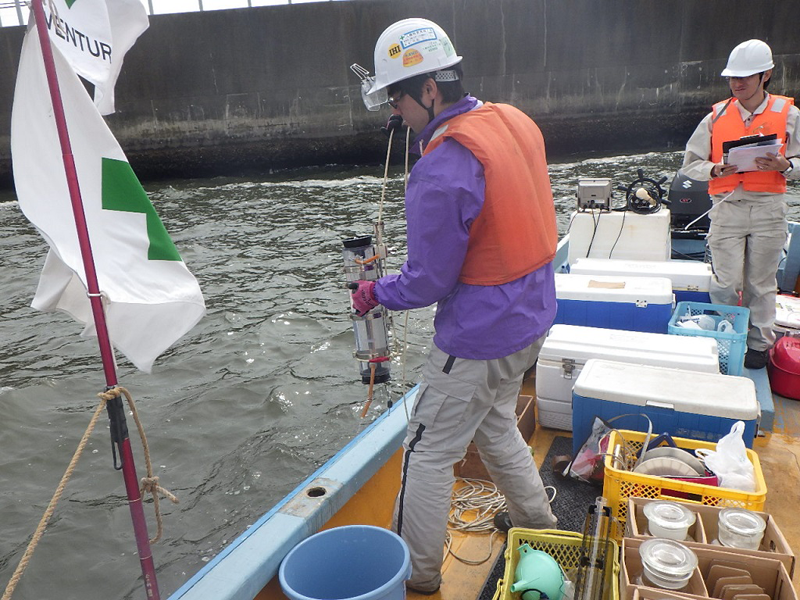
left=387, top=89, right=405, bottom=109
left=726, top=73, right=763, bottom=83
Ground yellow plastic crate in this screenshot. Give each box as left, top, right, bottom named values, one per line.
left=493, top=528, right=619, bottom=600
left=602, top=429, right=767, bottom=542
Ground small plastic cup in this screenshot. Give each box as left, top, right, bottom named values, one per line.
left=717, top=508, right=766, bottom=550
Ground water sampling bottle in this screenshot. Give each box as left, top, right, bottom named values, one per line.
left=342, top=233, right=391, bottom=385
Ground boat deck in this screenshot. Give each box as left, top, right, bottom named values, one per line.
left=405, top=374, right=800, bottom=600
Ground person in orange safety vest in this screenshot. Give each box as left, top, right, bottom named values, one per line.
left=349, top=18, right=558, bottom=594
left=681, top=39, right=800, bottom=370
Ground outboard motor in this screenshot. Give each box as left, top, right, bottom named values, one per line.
left=668, top=172, right=712, bottom=232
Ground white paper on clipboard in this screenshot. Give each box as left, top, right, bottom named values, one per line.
left=726, top=139, right=783, bottom=172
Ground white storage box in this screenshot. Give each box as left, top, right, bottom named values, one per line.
left=554, top=273, right=674, bottom=333
left=571, top=257, right=712, bottom=303
left=776, top=294, right=800, bottom=334
left=535, top=324, right=719, bottom=432
left=566, top=209, right=671, bottom=265
left=572, top=359, right=759, bottom=456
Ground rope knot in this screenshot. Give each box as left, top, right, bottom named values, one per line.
left=97, top=387, right=122, bottom=402
left=140, top=476, right=179, bottom=505
left=140, top=475, right=159, bottom=493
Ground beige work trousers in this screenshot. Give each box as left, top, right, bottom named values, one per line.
left=392, top=338, right=556, bottom=592
left=707, top=195, right=788, bottom=351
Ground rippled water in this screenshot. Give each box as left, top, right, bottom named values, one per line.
left=0, top=150, right=798, bottom=599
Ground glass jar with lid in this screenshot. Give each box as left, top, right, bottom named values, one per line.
left=643, top=501, right=696, bottom=541
left=717, top=508, right=766, bottom=550
left=637, top=538, right=698, bottom=591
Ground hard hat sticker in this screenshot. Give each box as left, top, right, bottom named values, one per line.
left=400, top=27, right=437, bottom=50
left=441, top=38, right=455, bottom=57
left=403, top=49, right=423, bottom=68
left=388, top=43, right=401, bottom=59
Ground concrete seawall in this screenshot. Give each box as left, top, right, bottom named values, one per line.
left=1, top=0, right=799, bottom=188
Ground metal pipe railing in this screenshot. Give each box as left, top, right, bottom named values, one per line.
left=0, top=0, right=337, bottom=28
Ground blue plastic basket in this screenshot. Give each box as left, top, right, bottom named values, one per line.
left=668, top=301, right=749, bottom=375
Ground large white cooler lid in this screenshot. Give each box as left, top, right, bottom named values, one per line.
left=539, top=324, right=719, bottom=372
left=571, top=258, right=712, bottom=292
left=555, top=273, right=674, bottom=303
left=573, top=358, right=758, bottom=419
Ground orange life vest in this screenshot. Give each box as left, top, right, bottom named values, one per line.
left=709, top=94, right=793, bottom=195
left=423, top=102, right=557, bottom=286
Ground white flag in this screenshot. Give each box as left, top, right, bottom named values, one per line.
left=11, top=24, right=206, bottom=373
left=42, top=0, right=149, bottom=115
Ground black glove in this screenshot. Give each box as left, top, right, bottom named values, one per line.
left=381, top=114, right=404, bottom=139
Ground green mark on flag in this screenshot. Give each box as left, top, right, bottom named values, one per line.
left=102, top=158, right=182, bottom=261
left=64, top=0, right=78, bottom=7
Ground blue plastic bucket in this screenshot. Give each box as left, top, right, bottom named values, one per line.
left=279, top=525, right=411, bottom=600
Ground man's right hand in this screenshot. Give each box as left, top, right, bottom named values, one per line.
left=712, top=163, right=738, bottom=178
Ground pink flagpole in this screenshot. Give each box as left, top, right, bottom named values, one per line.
left=29, top=0, right=160, bottom=597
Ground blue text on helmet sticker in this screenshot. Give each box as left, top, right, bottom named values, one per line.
left=400, top=27, right=437, bottom=50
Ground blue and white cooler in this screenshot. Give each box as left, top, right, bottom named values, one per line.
left=570, top=257, right=712, bottom=303
left=554, top=273, right=674, bottom=333
left=571, top=358, right=759, bottom=456
left=536, top=324, right=720, bottom=433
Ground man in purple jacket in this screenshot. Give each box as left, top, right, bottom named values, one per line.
left=350, top=18, right=558, bottom=593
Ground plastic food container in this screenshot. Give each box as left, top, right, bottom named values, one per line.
left=643, top=501, right=696, bottom=540
left=637, top=538, right=697, bottom=591
left=717, top=508, right=767, bottom=550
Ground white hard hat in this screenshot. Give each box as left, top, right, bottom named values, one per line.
left=721, top=39, right=774, bottom=77
left=368, top=18, right=462, bottom=95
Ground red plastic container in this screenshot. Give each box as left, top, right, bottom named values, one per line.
left=769, top=336, right=800, bottom=400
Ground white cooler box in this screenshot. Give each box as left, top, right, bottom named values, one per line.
left=571, top=257, right=713, bottom=304
left=535, top=324, right=719, bottom=432
left=566, top=209, right=671, bottom=265
left=554, top=273, right=674, bottom=333
left=572, top=359, right=759, bottom=457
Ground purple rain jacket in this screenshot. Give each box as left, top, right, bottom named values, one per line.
left=374, top=95, right=557, bottom=360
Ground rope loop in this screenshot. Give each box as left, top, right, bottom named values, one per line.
left=108, top=386, right=180, bottom=544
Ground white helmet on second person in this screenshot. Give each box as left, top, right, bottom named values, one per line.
left=369, top=18, right=462, bottom=95
left=721, top=39, right=775, bottom=78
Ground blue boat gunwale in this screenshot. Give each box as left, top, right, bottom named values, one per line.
left=168, top=385, right=418, bottom=600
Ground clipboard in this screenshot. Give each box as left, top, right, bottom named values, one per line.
left=722, top=133, right=778, bottom=154
left=722, top=134, right=782, bottom=172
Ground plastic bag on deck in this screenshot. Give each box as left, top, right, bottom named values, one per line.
left=565, top=413, right=653, bottom=485
left=695, top=421, right=756, bottom=492
left=565, top=416, right=614, bottom=485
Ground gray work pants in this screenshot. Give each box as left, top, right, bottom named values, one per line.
left=707, top=196, right=788, bottom=351
left=392, top=337, right=557, bottom=592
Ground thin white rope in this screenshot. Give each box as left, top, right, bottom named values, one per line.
left=445, top=478, right=506, bottom=565
left=377, top=127, right=394, bottom=228
left=449, top=478, right=507, bottom=532
left=444, top=475, right=558, bottom=565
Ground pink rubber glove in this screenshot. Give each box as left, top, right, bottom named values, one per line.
left=348, top=280, right=379, bottom=316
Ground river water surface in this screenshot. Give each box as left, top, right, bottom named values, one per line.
left=1, top=150, right=798, bottom=598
